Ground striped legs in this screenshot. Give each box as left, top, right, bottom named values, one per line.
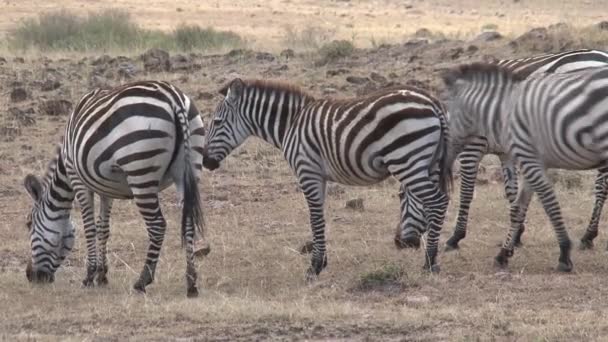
left=496, top=161, right=573, bottom=272
left=96, top=196, right=113, bottom=285
left=499, top=156, right=528, bottom=247
left=446, top=144, right=486, bottom=250
left=131, top=189, right=167, bottom=293
left=298, top=174, right=327, bottom=282
left=73, top=188, right=99, bottom=286
left=580, top=168, right=608, bottom=249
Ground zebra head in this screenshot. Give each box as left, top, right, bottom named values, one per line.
left=23, top=174, right=75, bottom=283
left=394, top=187, right=427, bottom=249
left=203, top=78, right=251, bottom=171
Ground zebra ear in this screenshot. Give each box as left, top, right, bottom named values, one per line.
left=226, top=78, right=244, bottom=103
left=24, top=174, right=43, bottom=202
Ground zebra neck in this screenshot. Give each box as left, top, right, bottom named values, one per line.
left=41, top=155, right=75, bottom=217
left=247, top=92, right=310, bottom=149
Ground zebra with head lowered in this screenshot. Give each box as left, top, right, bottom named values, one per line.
left=202, top=79, right=451, bottom=278
left=395, top=49, right=608, bottom=251
left=23, top=80, right=205, bottom=297
left=441, top=62, right=608, bottom=272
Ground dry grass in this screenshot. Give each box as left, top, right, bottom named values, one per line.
left=2, top=0, right=608, bottom=340
left=1, top=0, right=607, bottom=52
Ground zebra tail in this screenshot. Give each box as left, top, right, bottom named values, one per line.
left=176, top=104, right=204, bottom=247
left=435, top=111, right=453, bottom=197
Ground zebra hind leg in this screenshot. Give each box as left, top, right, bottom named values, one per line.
left=132, top=192, right=167, bottom=293
left=580, top=168, right=608, bottom=250
left=95, top=196, right=113, bottom=286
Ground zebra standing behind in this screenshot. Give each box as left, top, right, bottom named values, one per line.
left=395, top=49, right=608, bottom=251
left=23, top=81, right=205, bottom=297
left=202, top=79, right=451, bottom=279
left=442, top=62, right=608, bottom=272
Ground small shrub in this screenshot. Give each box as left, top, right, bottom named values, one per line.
left=357, top=263, right=405, bottom=291
left=8, top=9, right=245, bottom=53
left=482, top=23, right=499, bottom=31
left=317, top=40, right=354, bottom=64
left=282, top=25, right=334, bottom=50
left=173, top=24, right=244, bottom=51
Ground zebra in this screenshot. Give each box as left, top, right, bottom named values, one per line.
left=394, top=49, right=608, bottom=251
left=202, top=78, right=452, bottom=279
left=441, top=62, right=608, bottom=272
left=23, top=80, right=205, bottom=297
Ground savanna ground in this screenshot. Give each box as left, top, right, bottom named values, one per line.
left=2, top=0, right=608, bottom=340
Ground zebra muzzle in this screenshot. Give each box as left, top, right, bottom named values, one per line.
left=202, top=157, right=220, bottom=171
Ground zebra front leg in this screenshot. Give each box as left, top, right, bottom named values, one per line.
left=495, top=177, right=532, bottom=269
left=446, top=148, right=484, bottom=251
left=132, top=194, right=167, bottom=293
left=301, top=179, right=328, bottom=283
left=74, top=189, right=98, bottom=287
left=95, top=196, right=113, bottom=286
left=580, top=168, right=608, bottom=250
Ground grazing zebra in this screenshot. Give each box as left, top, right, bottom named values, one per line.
left=202, top=79, right=451, bottom=278
left=23, top=81, right=205, bottom=297
left=394, top=49, right=608, bottom=251
left=441, top=62, right=608, bottom=272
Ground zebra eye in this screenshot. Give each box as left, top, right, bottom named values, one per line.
left=213, top=117, right=223, bottom=124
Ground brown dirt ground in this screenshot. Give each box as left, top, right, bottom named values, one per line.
left=2, top=2, right=608, bottom=341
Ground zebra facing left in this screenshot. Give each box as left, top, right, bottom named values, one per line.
left=23, top=80, right=205, bottom=297
left=202, top=78, right=452, bottom=279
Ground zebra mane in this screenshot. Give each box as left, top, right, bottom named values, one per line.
left=41, top=143, right=63, bottom=189
left=443, top=62, right=527, bottom=87
left=219, top=78, right=315, bottom=100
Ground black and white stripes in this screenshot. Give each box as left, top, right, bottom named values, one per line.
left=23, top=80, right=205, bottom=296
left=202, top=79, right=451, bottom=277
left=446, top=49, right=608, bottom=250
left=443, top=62, right=608, bottom=272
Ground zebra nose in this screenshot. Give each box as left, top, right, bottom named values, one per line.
left=202, top=157, right=220, bottom=171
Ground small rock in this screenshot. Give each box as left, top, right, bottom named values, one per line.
left=345, top=198, right=364, bottom=211
left=256, top=52, right=275, bottom=62
left=0, top=57, right=6, bottom=65
left=370, top=72, right=387, bottom=84
left=322, top=87, right=338, bottom=95
left=299, top=241, right=314, bottom=254
left=40, top=78, right=61, bottom=91
left=91, top=55, right=113, bottom=66
left=280, top=49, right=295, bottom=60
left=495, top=271, right=512, bottom=281
left=475, top=31, right=503, bottom=42
left=448, top=47, right=464, bottom=60
left=141, top=48, right=170, bottom=72
left=13, top=57, right=25, bottom=63
left=170, top=54, right=195, bottom=71
left=10, top=88, right=28, bottom=102
left=117, top=62, right=137, bottom=79
left=89, top=75, right=111, bottom=89
left=346, top=76, right=370, bottom=85
left=597, top=21, right=608, bottom=31
left=8, top=107, right=35, bottom=126
left=197, top=91, right=215, bottom=100
left=414, top=28, right=433, bottom=38
left=403, top=38, right=428, bottom=48
left=39, top=99, right=73, bottom=116
left=467, top=45, right=479, bottom=53
left=326, top=69, right=350, bottom=77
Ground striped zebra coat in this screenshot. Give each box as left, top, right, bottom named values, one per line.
left=395, top=49, right=608, bottom=251
left=442, top=63, right=608, bottom=272
left=202, top=79, right=451, bottom=278
left=23, top=81, right=205, bottom=297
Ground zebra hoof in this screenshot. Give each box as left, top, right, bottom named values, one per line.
left=444, top=242, right=459, bottom=252
left=557, top=261, right=573, bottom=273
left=579, top=239, right=594, bottom=250
left=305, top=268, right=319, bottom=284
left=82, top=277, right=95, bottom=287
left=133, top=282, right=147, bottom=294
left=96, top=275, right=109, bottom=286
left=423, top=264, right=440, bottom=274
left=187, top=286, right=199, bottom=298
